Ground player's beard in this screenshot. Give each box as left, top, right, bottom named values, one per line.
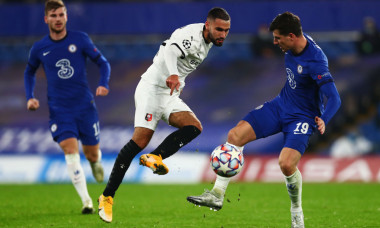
left=208, top=33, right=224, bottom=47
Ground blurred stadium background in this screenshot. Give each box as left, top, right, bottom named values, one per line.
left=1, top=0, right=380, bottom=184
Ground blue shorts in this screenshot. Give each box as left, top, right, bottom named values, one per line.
left=242, top=99, right=315, bottom=154
left=49, top=106, right=100, bottom=145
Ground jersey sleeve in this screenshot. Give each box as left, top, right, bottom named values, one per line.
left=309, top=60, right=334, bottom=87
left=24, top=45, right=40, bottom=100
left=164, top=44, right=182, bottom=75
left=167, top=26, right=196, bottom=59
left=81, top=33, right=111, bottom=89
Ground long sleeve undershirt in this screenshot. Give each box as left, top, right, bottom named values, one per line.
left=319, top=82, right=341, bottom=124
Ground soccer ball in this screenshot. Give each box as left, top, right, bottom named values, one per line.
left=210, top=144, right=244, bottom=177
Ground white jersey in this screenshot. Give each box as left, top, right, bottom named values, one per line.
left=141, top=23, right=213, bottom=89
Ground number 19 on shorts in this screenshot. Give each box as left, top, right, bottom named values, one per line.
left=293, top=122, right=309, bottom=134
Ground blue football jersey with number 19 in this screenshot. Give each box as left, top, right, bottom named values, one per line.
left=25, top=31, right=109, bottom=113
left=278, top=34, right=334, bottom=119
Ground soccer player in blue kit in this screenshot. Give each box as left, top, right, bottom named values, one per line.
left=24, top=0, right=111, bottom=214
left=187, top=12, right=341, bottom=228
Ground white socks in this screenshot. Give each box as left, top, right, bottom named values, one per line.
left=65, top=153, right=91, bottom=205
left=212, top=175, right=231, bottom=197
left=212, top=142, right=244, bottom=197
left=285, top=168, right=303, bottom=212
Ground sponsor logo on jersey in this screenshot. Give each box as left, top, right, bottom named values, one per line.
left=43, top=51, right=50, bottom=56
left=51, top=124, right=57, bottom=132
left=68, top=44, right=77, bottom=53
left=297, top=64, right=303, bottom=74
left=286, top=68, right=296, bottom=89
left=145, top=113, right=153, bottom=121
left=56, top=59, right=74, bottom=79
left=190, top=59, right=200, bottom=66
left=182, top=39, right=191, bottom=49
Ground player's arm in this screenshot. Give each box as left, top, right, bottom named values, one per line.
left=24, top=47, right=40, bottom=111
left=164, top=44, right=183, bottom=95
left=316, top=82, right=341, bottom=134
left=82, top=33, right=111, bottom=96
left=93, top=55, right=110, bottom=96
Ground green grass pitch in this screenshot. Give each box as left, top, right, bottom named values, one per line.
left=1, top=182, right=379, bottom=227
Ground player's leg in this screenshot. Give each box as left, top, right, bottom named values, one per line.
left=139, top=90, right=202, bottom=174
left=279, top=147, right=304, bottom=228
left=186, top=120, right=255, bottom=210
left=77, top=107, right=104, bottom=183
left=187, top=101, right=281, bottom=210
left=139, top=111, right=201, bottom=175
left=99, top=79, right=162, bottom=222
left=98, top=127, right=153, bottom=223
left=212, top=120, right=256, bottom=195
left=281, top=118, right=314, bottom=228
left=281, top=118, right=315, bottom=227
left=82, top=144, right=103, bottom=183
left=152, top=111, right=202, bottom=159
left=60, top=137, right=94, bottom=214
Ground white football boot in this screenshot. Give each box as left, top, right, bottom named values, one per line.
left=187, top=189, right=224, bottom=211
left=291, top=210, right=305, bottom=228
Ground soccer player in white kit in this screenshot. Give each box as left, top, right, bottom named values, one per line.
left=98, top=7, right=231, bottom=223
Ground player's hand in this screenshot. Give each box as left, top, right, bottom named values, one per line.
left=315, top=116, right=325, bottom=135
left=166, top=74, right=180, bottom=95
left=27, top=98, right=40, bottom=111
left=96, top=86, right=109, bottom=96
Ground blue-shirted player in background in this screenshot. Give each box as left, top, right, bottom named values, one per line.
left=187, top=12, right=341, bottom=228
left=24, top=0, right=111, bottom=214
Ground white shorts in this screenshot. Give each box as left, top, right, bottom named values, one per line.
left=134, top=78, right=193, bottom=130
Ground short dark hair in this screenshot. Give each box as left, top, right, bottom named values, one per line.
left=45, top=0, right=65, bottom=16
left=207, top=7, right=230, bottom=21
left=269, top=12, right=302, bottom=37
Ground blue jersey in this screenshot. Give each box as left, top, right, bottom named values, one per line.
left=24, top=31, right=110, bottom=113
left=278, top=34, right=333, bottom=120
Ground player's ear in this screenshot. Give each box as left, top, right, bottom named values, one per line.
left=44, top=16, right=48, bottom=24
left=205, top=20, right=210, bottom=30
left=288, top=33, right=296, bottom=40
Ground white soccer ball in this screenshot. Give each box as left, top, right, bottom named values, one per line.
left=210, top=144, right=244, bottom=177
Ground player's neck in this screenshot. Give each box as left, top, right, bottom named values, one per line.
left=49, top=29, right=67, bottom=41
left=202, top=27, right=210, bottom=44
left=292, top=35, right=307, bottom=55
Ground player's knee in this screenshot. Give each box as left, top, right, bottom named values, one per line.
left=227, top=128, right=242, bottom=145
left=62, top=147, right=78, bottom=155
left=279, top=159, right=297, bottom=176
left=132, top=138, right=149, bottom=150
left=85, top=152, right=98, bottom=163
left=193, top=122, right=203, bottom=132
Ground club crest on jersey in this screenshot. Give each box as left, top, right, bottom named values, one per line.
left=182, top=39, right=191, bottom=49
left=297, top=64, right=303, bottom=74
left=68, top=44, right=77, bottom=53
left=51, top=124, right=57, bottom=132
left=145, top=113, right=153, bottom=121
